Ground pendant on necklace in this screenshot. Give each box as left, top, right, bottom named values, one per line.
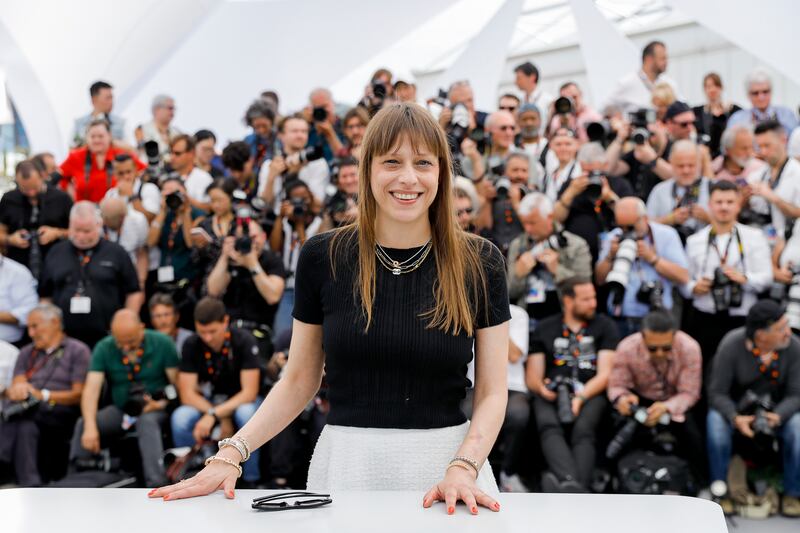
left=392, top=260, right=399, bottom=267
left=392, top=267, right=401, bottom=275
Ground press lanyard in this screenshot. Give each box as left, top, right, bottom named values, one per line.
left=25, top=346, right=64, bottom=381
left=672, top=178, right=702, bottom=207
left=83, top=150, right=113, bottom=197
left=701, top=227, right=744, bottom=273
left=203, top=332, right=232, bottom=382
left=75, top=249, right=94, bottom=294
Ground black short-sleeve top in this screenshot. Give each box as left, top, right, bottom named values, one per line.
left=292, top=230, right=510, bottom=429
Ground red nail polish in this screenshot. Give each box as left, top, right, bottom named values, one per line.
left=448, top=506, right=455, bottom=515
left=163, top=495, right=170, bottom=501
left=494, top=502, right=501, bottom=510
left=471, top=506, right=478, bottom=514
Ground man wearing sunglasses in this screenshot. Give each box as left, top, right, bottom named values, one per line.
left=608, top=310, right=704, bottom=486
left=728, top=68, right=797, bottom=136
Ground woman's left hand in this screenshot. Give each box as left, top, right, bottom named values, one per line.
left=422, top=467, right=501, bottom=515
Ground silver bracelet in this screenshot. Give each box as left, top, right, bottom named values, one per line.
left=218, top=437, right=249, bottom=462
left=450, top=455, right=480, bottom=475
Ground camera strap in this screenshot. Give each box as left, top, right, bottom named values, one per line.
left=83, top=150, right=113, bottom=194
left=671, top=177, right=702, bottom=208
left=74, top=248, right=95, bottom=294
left=702, top=226, right=744, bottom=274
left=25, top=346, right=65, bottom=382
left=547, top=162, right=576, bottom=200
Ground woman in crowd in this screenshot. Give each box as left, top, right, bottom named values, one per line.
left=150, top=102, right=510, bottom=515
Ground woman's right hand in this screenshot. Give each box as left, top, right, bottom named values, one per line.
left=148, top=455, right=241, bottom=501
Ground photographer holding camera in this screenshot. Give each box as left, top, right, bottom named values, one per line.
left=546, top=82, right=602, bottom=142
left=596, top=197, right=689, bottom=336
left=321, top=156, right=359, bottom=231
left=103, top=154, right=161, bottom=224
left=685, top=180, right=773, bottom=370
left=337, top=107, right=369, bottom=160
left=607, top=310, right=704, bottom=483
left=553, top=142, right=634, bottom=262
left=526, top=277, right=619, bottom=492
left=645, top=140, right=711, bottom=244
left=259, top=115, right=330, bottom=214
left=270, top=179, right=322, bottom=339
left=170, top=134, right=213, bottom=212
left=707, top=300, right=800, bottom=517
left=307, top=88, right=345, bottom=163
left=243, top=99, right=277, bottom=177
left=220, top=141, right=263, bottom=206
left=0, top=160, right=72, bottom=280
left=0, top=304, right=90, bottom=486
left=206, top=217, right=285, bottom=355
left=69, top=309, right=179, bottom=487
left=747, top=120, right=800, bottom=246
left=606, top=109, right=673, bottom=200
left=508, top=193, right=592, bottom=321
left=437, top=80, right=487, bottom=155
left=147, top=178, right=205, bottom=314
left=770, top=220, right=800, bottom=333
left=172, top=298, right=263, bottom=485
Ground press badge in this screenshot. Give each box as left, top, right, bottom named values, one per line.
left=70, top=296, right=91, bottom=314
left=157, top=266, right=175, bottom=283
left=526, top=278, right=546, bottom=304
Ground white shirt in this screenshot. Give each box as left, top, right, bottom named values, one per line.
left=104, top=178, right=161, bottom=216
left=605, top=70, right=680, bottom=113
left=542, top=160, right=582, bottom=203
left=184, top=167, right=214, bottom=204
left=104, top=210, right=149, bottom=267
left=0, top=340, right=20, bottom=394
left=746, top=157, right=800, bottom=239
left=282, top=216, right=323, bottom=288
left=467, top=304, right=529, bottom=393
left=789, top=128, right=800, bottom=159
left=0, top=256, right=38, bottom=343
left=523, top=86, right=554, bottom=135
left=646, top=176, right=711, bottom=230
left=685, top=223, right=773, bottom=316
left=779, top=219, right=800, bottom=268
left=260, top=157, right=330, bottom=214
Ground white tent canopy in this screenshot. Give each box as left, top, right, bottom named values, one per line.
left=1, top=0, right=798, bottom=158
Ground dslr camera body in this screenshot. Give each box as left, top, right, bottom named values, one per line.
left=737, top=390, right=776, bottom=437
left=768, top=267, right=800, bottom=330
left=628, top=108, right=656, bottom=145
left=637, top=279, right=665, bottom=310
left=711, top=266, right=743, bottom=313
left=607, top=230, right=639, bottom=305
left=606, top=404, right=672, bottom=460
left=545, top=375, right=577, bottom=425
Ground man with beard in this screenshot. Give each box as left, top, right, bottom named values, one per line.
left=526, top=277, right=619, bottom=492
left=707, top=300, right=800, bottom=516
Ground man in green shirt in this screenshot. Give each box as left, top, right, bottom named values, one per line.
left=69, top=309, right=178, bottom=486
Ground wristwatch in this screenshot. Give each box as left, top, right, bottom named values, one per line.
left=206, top=407, right=218, bottom=421
left=41, top=389, right=51, bottom=403
left=250, top=265, right=263, bottom=276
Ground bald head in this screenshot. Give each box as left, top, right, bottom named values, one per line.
left=615, top=197, right=647, bottom=228
left=111, top=309, right=144, bottom=352
left=100, top=197, right=127, bottom=230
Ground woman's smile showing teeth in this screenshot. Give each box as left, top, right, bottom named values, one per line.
left=391, top=191, right=421, bottom=203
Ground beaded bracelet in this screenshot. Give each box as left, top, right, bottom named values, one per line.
left=204, top=455, right=242, bottom=478
left=450, top=455, right=480, bottom=476
left=218, top=437, right=250, bottom=462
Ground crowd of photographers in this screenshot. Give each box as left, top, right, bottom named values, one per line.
left=0, top=39, right=799, bottom=516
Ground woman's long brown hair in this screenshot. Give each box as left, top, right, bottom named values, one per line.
left=330, top=102, right=488, bottom=336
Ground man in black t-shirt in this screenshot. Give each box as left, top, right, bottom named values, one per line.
left=38, top=202, right=142, bottom=348
left=526, top=277, right=619, bottom=492
left=0, top=160, right=72, bottom=277
left=206, top=223, right=285, bottom=356
left=171, top=297, right=262, bottom=483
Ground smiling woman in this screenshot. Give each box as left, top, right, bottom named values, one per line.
left=150, top=102, right=511, bottom=516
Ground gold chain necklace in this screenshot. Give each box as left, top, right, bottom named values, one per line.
left=375, top=240, right=432, bottom=275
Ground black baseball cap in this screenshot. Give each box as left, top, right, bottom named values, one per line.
left=664, top=101, right=692, bottom=121
left=745, top=299, right=786, bottom=338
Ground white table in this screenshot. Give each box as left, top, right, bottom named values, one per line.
left=1, top=488, right=728, bottom=533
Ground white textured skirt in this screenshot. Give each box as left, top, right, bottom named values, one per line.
left=306, top=421, right=499, bottom=494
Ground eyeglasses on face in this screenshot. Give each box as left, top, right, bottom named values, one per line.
left=251, top=491, right=332, bottom=512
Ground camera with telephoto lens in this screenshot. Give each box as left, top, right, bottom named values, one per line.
left=312, top=106, right=328, bottom=123
left=586, top=120, right=617, bottom=146
left=545, top=375, right=576, bottom=425
left=1, top=394, right=41, bottom=422
left=448, top=103, right=471, bottom=143
left=711, top=267, right=743, bottom=313
left=290, top=197, right=309, bottom=219
left=628, top=109, right=656, bottom=145
left=122, top=382, right=175, bottom=417
left=607, top=231, right=639, bottom=305
left=165, top=191, right=185, bottom=211
left=637, top=280, right=665, bottom=310
left=372, top=81, right=387, bottom=100
left=768, top=268, right=800, bottom=330
left=737, top=390, right=776, bottom=437
left=142, top=140, right=169, bottom=182
left=606, top=404, right=671, bottom=460
left=586, top=170, right=604, bottom=197
left=74, top=449, right=121, bottom=473
left=554, top=96, right=574, bottom=115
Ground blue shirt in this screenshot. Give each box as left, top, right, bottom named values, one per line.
left=598, top=222, right=689, bottom=318
left=727, top=106, right=798, bottom=135
left=0, top=256, right=38, bottom=343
